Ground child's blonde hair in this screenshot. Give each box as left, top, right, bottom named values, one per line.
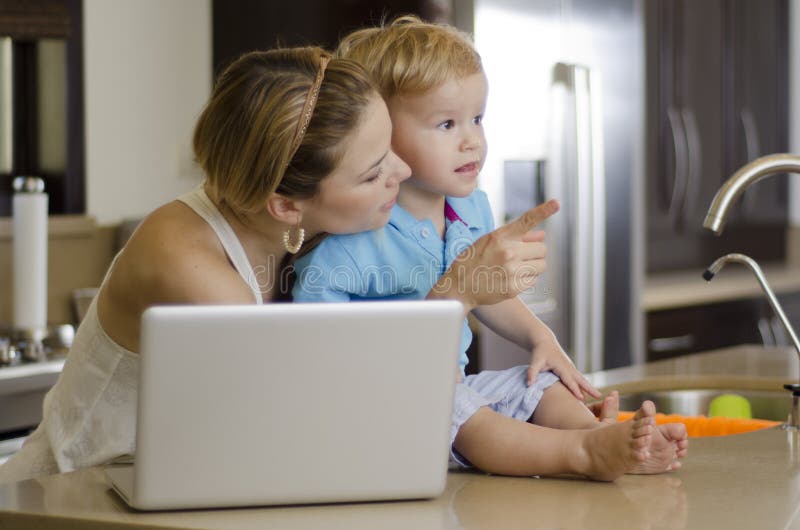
left=335, top=15, right=482, bottom=99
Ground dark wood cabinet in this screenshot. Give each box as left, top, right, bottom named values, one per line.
left=647, top=290, right=800, bottom=362
left=647, top=299, right=764, bottom=361
left=212, top=1, right=450, bottom=76
left=645, top=0, right=789, bottom=273
left=724, top=0, right=790, bottom=226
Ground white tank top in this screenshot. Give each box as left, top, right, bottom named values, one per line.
left=0, top=188, right=261, bottom=482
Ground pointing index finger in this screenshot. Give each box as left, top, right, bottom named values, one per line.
left=500, top=199, right=560, bottom=238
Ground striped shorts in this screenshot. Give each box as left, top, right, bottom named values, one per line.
left=449, top=365, right=560, bottom=468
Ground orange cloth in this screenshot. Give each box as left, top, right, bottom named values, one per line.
left=617, top=411, right=781, bottom=437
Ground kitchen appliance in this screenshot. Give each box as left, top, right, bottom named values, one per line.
left=473, top=0, right=644, bottom=371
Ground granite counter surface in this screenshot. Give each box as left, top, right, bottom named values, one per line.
left=1, top=345, right=799, bottom=530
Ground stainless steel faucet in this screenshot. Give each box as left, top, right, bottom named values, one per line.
left=703, top=254, right=800, bottom=356
left=703, top=253, right=800, bottom=430
left=703, top=153, right=800, bottom=234
left=703, top=152, right=800, bottom=428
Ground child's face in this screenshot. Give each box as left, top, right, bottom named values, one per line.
left=388, top=72, right=488, bottom=198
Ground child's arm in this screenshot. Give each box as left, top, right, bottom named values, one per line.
left=472, top=298, right=601, bottom=401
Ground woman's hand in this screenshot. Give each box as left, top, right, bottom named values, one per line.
left=428, top=199, right=560, bottom=311
left=527, top=337, right=601, bottom=401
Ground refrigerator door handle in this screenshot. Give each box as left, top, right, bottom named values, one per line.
left=566, top=64, right=606, bottom=373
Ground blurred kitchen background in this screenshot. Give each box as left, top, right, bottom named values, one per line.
left=0, top=0, right=799, bottom=444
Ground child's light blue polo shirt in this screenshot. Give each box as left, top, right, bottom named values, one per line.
left=292, top=190, right=495, bottom=373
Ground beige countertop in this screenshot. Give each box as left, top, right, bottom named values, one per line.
left=587, top=344, right=799, bottom=394
left=644, top=263, right=800, bottom=311
left=2, top=345, right=800, bottom=530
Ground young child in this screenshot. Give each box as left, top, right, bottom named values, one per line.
left=293, top=16, right=688, bottom=480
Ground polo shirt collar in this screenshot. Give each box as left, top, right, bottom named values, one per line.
left=388, top=196, right=485, bottom=232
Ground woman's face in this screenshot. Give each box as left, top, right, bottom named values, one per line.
left=301, top=95, right=411, bottom=236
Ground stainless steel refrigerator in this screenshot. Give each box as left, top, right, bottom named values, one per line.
left=472, top=0, right=645, bottom=372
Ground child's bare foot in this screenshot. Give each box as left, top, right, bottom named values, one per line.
left=577, top=403, right=654, bottom=481
left=587, top=390, right=619, bottom=424
left=598, top=390, right=619, bottom=424
left=631, top=419, right=689, bottom=474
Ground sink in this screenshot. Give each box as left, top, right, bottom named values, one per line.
left=617, top=389, right=790, bottom=422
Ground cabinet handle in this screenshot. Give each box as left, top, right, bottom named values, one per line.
left=648, top=334, right=695, bottom=353
left=740, top=108, right=761, bottom=214
left=740, top=108, right=761, bottom=162
left=666, top=107, right=689, bottom=229
left=770, top=315, right=789, bottom=346
left=681, top=108, right=702, bottom=225
left=757, top=316, right=776, bottom=346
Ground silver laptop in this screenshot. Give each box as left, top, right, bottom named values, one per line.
left=105, top=300, right=462, bottom=510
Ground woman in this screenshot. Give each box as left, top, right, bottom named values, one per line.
left=0, top=47, right=559, bottom=483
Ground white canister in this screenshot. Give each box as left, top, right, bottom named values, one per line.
left=12, top=176, right=48, bottom=332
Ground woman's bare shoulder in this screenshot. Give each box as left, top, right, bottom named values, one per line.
left=97, top=201, right=255, bottom=352
left=109, top=201, right=255, bottom=306
left=135, top=200, right=215, bottom=249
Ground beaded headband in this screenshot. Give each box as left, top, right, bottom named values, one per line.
left=287, top=54, right=330, bottom=162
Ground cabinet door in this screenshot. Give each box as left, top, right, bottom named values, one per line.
left=677, top=0, right=725, bottom=234
left=647, top=299, right=764, bottom=362
left=645, top=0, right=788, bottom=273
left=645, top=0, right=727, bottom=271
left=726, top=0, right=789, bottom=226
left=645, top=1, right=681, bottom=241
left=647, top=0, right=725, bottom=236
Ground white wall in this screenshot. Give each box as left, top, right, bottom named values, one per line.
left=84, top=0, right=211, bottom=225
left=791, top=0, right=800, bottom=226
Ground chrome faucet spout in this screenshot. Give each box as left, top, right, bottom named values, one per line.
left=703, top=253, right=800, bottom=363
left=703, top=153, right=800, bottom=235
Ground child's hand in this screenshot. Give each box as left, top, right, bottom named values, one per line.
left=527, top=338, right=601, bottom=401
left=430, top=200, right=560, bottom=310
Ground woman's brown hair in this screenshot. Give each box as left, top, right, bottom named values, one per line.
left=193, top=47, right=378, bottom=214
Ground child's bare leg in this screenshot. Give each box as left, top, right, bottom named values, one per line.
left=531, top=382, right=618, bottom=429
left=453, top=403, right=654, bottom=481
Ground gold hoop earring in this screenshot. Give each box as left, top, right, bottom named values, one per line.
left=282, top=223, right=305, bottom=254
